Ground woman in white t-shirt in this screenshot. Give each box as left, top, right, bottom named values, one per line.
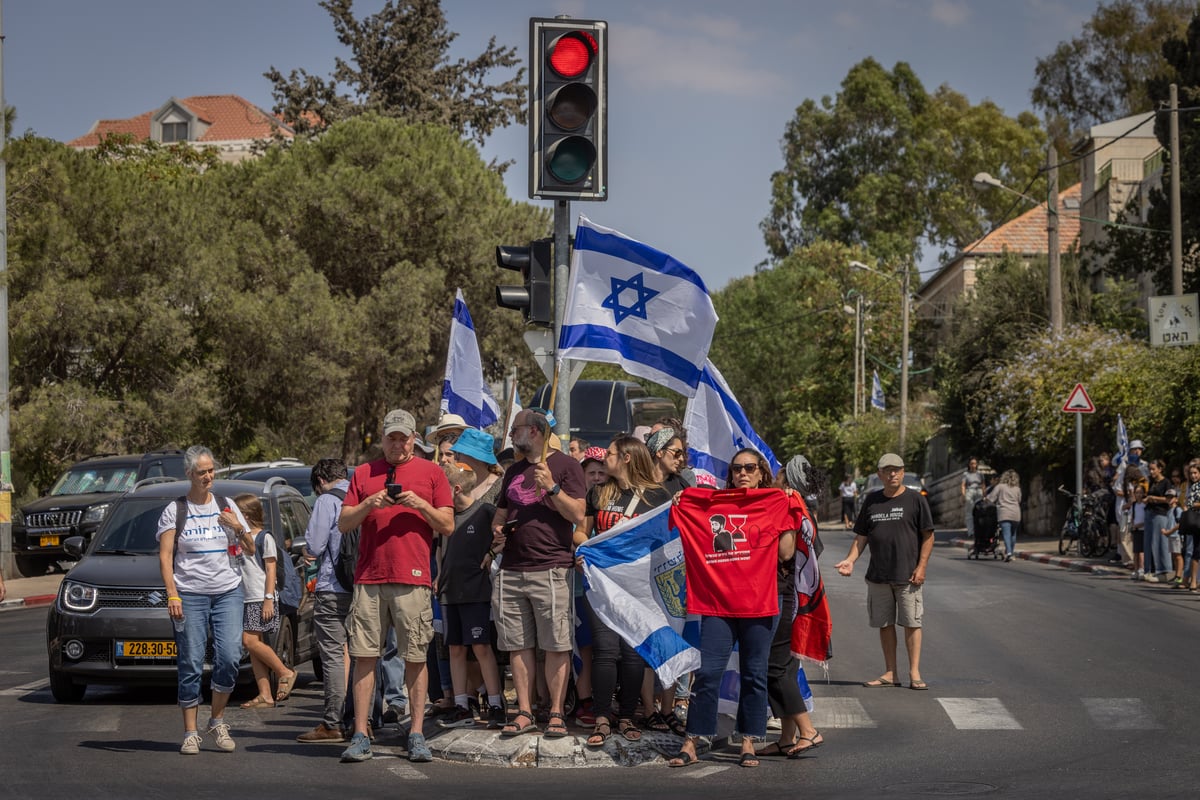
left=839, top=474, right=858, bottom=529
left=234, top=493, right=298, bottom=709
left=157, top=445, right=251, bottom=755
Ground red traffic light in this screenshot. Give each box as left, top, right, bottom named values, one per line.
left=548, top=31, right=596, bottom=78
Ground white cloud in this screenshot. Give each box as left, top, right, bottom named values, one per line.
left=613, top=15, right=784, bottom=96
left=929, top=0, right=969, bottom=27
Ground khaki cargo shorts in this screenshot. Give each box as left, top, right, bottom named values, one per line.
left=492, top=566, right=572, bottom=652
left=866, top=580, right=923, bottom=628
left=346, top=583, right=433, bottom=661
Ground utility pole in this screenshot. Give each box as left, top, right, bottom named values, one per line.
left=0, top=0, right=12, bottom=582
left=898, top=264, right=910, bottom=456
left=1047, top=144, right=1062, bottom=334
left=552, top=200, right=571, bottom=441
left=1171, top=83, right=1183, bottom=295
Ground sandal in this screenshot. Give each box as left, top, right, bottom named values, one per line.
left=756, top=741, right=790, bottom=757
left=543, top=712, right=569, bottom=739
left=274, top=670, right=297, bottom=702
left=643, top=711, right=670, bottom=732
left=668, top=749, right=701, bottom=768
left=586, top=718, right=612, bottom=748
left=617, top=717, right=642, bottom=742
left=500, top=710, right=538, bottom=737
left=664, top=711, right=687, bottom=736
left=240, top=695, right=274, bottom=709
left=739, top=751, right=761, bottom=768
left=787, top=732, right=824, bottom=758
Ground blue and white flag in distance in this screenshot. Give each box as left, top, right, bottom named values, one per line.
left=576, top=502, right=701, bottom=687
left=1114, top=413, right=1129, bottom=468
left=871, top=369, right=886, bottom=411
left=557, top=216, right=718, bottom=397
left=441, top=289, right=501, bottom=429
left=683, top=359, right=781, bottom=486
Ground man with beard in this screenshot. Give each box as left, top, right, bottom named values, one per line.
left=487, top=409, right=586, bottom=739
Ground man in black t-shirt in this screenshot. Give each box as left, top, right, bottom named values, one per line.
left=835, top=453, right=934, bottom=691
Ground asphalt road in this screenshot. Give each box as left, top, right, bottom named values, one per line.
left=2, top=528, right=1198, bottom=799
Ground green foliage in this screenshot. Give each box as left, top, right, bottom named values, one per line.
left=265, top=0, right=525, bottom=145
left=91, top=131, right=223, bottom=179
left=762, top=58, right=1044, bottom=266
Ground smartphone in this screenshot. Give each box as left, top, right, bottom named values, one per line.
left=501, top=520, right=518, bottom=536
left=386, top=483, right=404, bottom=500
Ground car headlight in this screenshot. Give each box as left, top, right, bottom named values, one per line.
left=61, top=581, right=98, bottom=612
left=12, top=508, right=23, bottom=527
left=82, top=503, right=111, bottom=524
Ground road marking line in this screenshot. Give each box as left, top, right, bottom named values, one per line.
left=0, top=679, right=49, bottom=697
left=1082, top=698, right=1162, bottom=729
left=937, top=698, right=1023, bottom=730
left=387, top=763, right=429, bottom=780
left=810, top=697, right=876, bottom=728
left=684, top=765, right=727, bottom=778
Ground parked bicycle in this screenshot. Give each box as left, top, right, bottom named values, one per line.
left=1058, top=486, right=1110, bottom=557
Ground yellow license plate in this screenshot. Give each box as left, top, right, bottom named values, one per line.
left=116, top=640, right=177, bottom=658
left=39, top=535, right=60, bottom=547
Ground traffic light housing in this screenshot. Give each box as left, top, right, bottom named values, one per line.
left=529, top=17, right=607, bottom=201
left=496, top=238, right=553, bottom=326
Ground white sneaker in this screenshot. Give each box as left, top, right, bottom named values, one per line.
left=208, top=720, right=236, bottom=752
left=1144, top=573, right=1160, bottom=583
left=766, top=716, right=782, bottom=731
left=180, top=731, right=202, bottom=755
left=1132, top=570, right=1144, bottom=581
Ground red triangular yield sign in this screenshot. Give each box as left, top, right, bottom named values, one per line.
left=1062, top=383, right=1095, bottom=413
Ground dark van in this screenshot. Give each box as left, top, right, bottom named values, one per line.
left=530, top=380, right=678, bottom=447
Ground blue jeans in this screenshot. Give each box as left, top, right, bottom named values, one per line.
left=1000, top=520, right=1017, bottom=556
left=176, top=586, right=243, bottom=708
left=686, top=614, right=778, bottom=740
left=1145, top=510, right=1170, bottom=574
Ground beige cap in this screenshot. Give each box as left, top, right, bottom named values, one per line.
left=383, top=409, right=416, bottom=437
left=877, top=453, right=905, bottom=469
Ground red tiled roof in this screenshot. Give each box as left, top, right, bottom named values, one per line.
left=964, top=183, right=1082, bottom=256
left=68, top=95, right=293, bottom=148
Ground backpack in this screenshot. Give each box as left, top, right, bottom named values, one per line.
left=325, top=488, right=359, bottom=592
left=255, top=529, right=302, bottom=610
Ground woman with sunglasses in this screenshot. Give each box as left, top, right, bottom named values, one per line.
left=573, top=435, right=671, bottom=748
left=669, top=448, right=802, bottom=769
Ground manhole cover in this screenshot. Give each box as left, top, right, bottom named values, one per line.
left=884, top=782, right=998, bottom=795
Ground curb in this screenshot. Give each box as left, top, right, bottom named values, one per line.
left=949, top=538, right=1125, bottom=576
left=0, top=594, right=56, bottom=612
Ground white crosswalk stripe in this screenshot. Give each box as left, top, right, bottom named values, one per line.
left=1082, top=698, right=1162, bottom=729
left=810, top=697, right=877, bottom=728
left=0, top=679, right=49, bottom=697
left=937, top=698, right=1023, bottom=730
left=682, top=765, right=728, bottom=777
left=387, top=762, right=430, bottom=780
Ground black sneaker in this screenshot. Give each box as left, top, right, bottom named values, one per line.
left=381, top=704, right=405, bottom=725
left=486, top=704, right=507, bottom=730
left=438, top=705, right=476, bottom=729
left=467, top=695, right=481, bottom=720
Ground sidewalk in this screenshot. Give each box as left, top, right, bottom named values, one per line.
left=943, top=531, right=1129, bottom=576
left=0, top=572, right=64, bottom=611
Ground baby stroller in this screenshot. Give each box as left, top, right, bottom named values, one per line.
left=968, top=498, right=1000, bottom=559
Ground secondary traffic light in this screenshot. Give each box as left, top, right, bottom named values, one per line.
left=495, top=238, right=553, bottom=326
left=529, top=17, right=607, bottom=201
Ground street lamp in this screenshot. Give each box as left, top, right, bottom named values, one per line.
left=842, top=291, right=866, bottom=417
left=972, top=151, right=1063, bottom=334
left=850, top=260, right=910, bottom=455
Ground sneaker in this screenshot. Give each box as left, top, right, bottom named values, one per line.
left=437, top=705, right=476, bottom=729
left=340, top=732, right=373, bottom=763
left=297, top=723, right=345, bottom=743
left=1170, top=576, right=1184, bottom=587
left=180, top=731, right=202, bottom=755
left=1132, top=570, right=1144, bottom=581
left=672, top=702, right=689, bottom=724
left=575, top=697, right=596, bottom=726
left=1145, top=573, right=1160, bottom=583
left=1005, top=554, right=1013, bottom=562
left=407, top=731, right=433, bottom=763
left=207, top=720, right=235, bottom=752
left=486, top=704, right=507, bottom=730
left=381, top=704, right=406, bottom=725
left=467, top=694, right=481, bottom=719
left=766, top=716, right=782, bottom=731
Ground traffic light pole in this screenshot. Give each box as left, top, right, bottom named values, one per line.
left=552, top=200, right=571, bottom=442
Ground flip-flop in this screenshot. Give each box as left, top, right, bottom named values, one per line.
left=787, top=732, right=823, bottom=758
left=274, top=671, right=297, bottom=702
left=668, top=750, right=701, bottom=768
left=910, top=680, right=929, bottom=691
left=862, top=678, right=899, bottom=688
left=756, top=741, right=790, bottom=757
left=240, top=695, right=274, bottom=709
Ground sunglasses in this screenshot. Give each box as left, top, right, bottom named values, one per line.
left=663, top=447, right=685, bottom=458
left=730, top=463, right=759, bottom=474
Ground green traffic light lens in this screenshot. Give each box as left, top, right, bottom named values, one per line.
left=547, top=136, right=596, bottom=184
left=547, top=83, right=597, bottom=131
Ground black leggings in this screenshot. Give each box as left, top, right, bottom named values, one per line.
left=766, top=590, right=806, bottom=718
left=583, top=595, right=645, bottom=720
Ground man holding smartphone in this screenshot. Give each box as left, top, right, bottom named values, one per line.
left=488, top=409, right=586, bottom=739
left=337, top=408, right=454, bottom=764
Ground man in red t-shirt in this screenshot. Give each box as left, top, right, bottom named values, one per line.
left=487, top=409, right=586, bottom=739
left=337, top=408, right=454, bottom=763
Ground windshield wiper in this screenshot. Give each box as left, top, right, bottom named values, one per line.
left=97, top=548, right=146, bottom=556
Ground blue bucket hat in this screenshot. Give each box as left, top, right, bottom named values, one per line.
left=451, top=427, right=497, bottom=466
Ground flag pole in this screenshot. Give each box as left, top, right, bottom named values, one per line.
left=543, top=360, right=561, bottom=461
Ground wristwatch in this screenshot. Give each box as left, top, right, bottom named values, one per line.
left=548, top=483, right=561, bottom=496
left=263, top=594, right=275, bottom=600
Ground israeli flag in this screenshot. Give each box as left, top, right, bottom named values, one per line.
left=576, top=503, right=701, bottom=687
left=1115, top=413, right=1129, bottom=468
left=441, top=288, right=501, bottom=428
left=871, top=370, right=886, bottom=411
left=683, top=359, right=781, bottom=485
left=557, top=216, right=718, bottom=396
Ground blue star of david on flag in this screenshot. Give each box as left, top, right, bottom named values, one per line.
left=601, top=273, right=659, bottom=324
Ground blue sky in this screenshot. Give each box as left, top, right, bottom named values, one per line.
left=4, top=0, right=1097, bottom=289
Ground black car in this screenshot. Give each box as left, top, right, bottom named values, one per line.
left=856, top=472, right=931, bottom=516
left=46, top=477, right=319, bottom=703
left=235, top=464, right=356, bottom=508
left=13, top=450, right=188, bottom=576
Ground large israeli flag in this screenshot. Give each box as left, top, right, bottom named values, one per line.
left=1114, top=413, right=1129, bottom=468
left=576, top=503, right=701, bottom=687
left=441, top=289, right=501, bottom=429
left=871, top=370, right=886, bottom=411
left=557, top=216, right=718, bottom=396
left=683, top=359, right=781, bottom=485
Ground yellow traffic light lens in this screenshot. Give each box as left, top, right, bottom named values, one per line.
left=547, top=83, right=597, bottom=131
left=547, top=136, right=596, bottom=184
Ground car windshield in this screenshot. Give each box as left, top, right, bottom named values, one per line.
left=93, top=498, right=173, bottom=554
left=49, top=466, right=139, bottom=496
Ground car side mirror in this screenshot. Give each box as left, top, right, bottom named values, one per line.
left=64, top=536, right=86, bottom=558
